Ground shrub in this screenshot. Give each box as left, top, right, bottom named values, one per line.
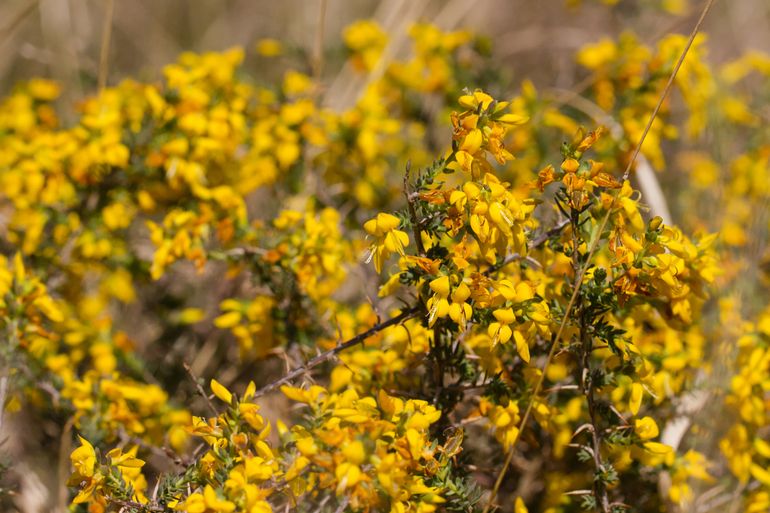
left=2, top=4, right=770, bottom=513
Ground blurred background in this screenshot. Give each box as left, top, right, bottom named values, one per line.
left=1, top=0, right=769, bottom=107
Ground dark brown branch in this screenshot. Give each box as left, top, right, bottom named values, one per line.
left=254, top=306, right=420, bottom=398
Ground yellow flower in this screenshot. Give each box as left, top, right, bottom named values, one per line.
left=488, top=308, right=515, bottom=344
left=107, top=447, right=145, bottom=471
left=479, top=398, right=521, bottom=450
left=364, top=213, right=409, bottom=273
left=634, top=416, right=659, bottom=440
left=71, top=436, right=96, bottom=478
left=69, top=436, right=104, bottom=504
left=177, top=485, right=236, bottom=513
left=427, top=276, right=450, bottom=327
left=343, top=19, right=387, bottom=72
left=210, top=379, right=233, bottom=404
left=448, top=282, right=472, bottom=325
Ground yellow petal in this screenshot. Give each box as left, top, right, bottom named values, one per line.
left=634, top=416, right=659, bottom=440
left=449, top=283, right=469, bottom=303
left=342, top=440, right=366, bottom=465
left=498, top=113, right=529, bottom=125
left=376, top=213, right=401, bottom=232
left=460, top=129, right=483, bottom=154
left=210, top=379, right=233, bottom=404
left=493, top=308, right=516, bottom=325
left=750, top=464, right=770, bottom=486
left=214, top=310, right=242, bottom=329
left=643, top=442, right=673, bottom=455
left=363, top=218, right=378, bottom=236
left=429, top=276, right=451, bottom=297
left=513, top=330, right=530, bottom=363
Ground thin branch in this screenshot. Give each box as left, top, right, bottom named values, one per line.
left=333, top=496, right=350, bottom=513
left=404, top=161, right=427, bottom=256
left=118, top=429, right=186, bottom=468
left=621, top=0, right=716, bottom=183
left=254, top=307, right=420, bottom=398
left=183, top=362, right=218, bottom=416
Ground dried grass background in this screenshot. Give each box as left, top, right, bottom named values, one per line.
left=3, top=1, right=769, bottom=104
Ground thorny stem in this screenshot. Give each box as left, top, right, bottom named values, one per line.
left=404, top=161, right=427, bottom=256
left=482, top=1, right=715, bottom=510
left=572, top=205, right=611, bottom=513
left=183, top=362, right=218, bottom=416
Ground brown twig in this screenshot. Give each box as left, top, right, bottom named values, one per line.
left=183, top=362, right=218, bottom=416
left=254, top=306, right=420, bottom=398
left=118, top=429, right=186, bottom=468
left=404, top=161, right=427, bottom=256
left=333, top=496, right=350, bottom=513
left=622, top=1, right=715, bottom=182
